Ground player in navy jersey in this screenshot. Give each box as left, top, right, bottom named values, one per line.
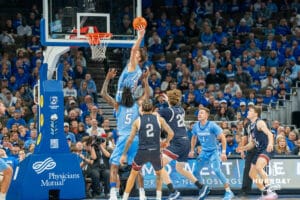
left=120, top=99, right=174, bottom=200
left=237, top=106, right=277, bottom=200
left=190, top=107, right=234, bottom=200
left=158, top=89, right=209, bottom=200
left=100, top=68, right=150, bottom=200
left=115, top=28, right=146, bottom=103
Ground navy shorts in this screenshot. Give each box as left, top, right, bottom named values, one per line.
left=251, top=149, right=274, bottom=165
left=163, top=137, right=190, bottom=162
left=133, top=149, right=162, bottom=171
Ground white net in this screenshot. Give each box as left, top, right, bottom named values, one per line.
left=90, top=39, right=109, bottom=62
left=87, top=33, right=112, bottom=62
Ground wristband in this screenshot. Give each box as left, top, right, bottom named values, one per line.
left=222, top=150, right=226, bottom=154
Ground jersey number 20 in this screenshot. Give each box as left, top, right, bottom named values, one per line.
left=176, top=114, right=185, bottom=127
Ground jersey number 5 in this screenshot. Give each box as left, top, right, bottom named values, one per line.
left=125, top=114, right=132, bottom=124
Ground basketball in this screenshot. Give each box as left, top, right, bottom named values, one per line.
left=133, top=17, right=147, bottom=30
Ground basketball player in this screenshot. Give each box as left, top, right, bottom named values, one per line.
left=115, top=28, right=146, bottom=103
left=100, top=68, right=149, bottom=200
left=0, top=101, right=13, bottom=200
left=158, top=90, right=209, bottom=200
left=190, top=107, right=234, bottom=200
left=237, top=106, right=278, bottom=200
left=120, top=99, right=174, bottom=200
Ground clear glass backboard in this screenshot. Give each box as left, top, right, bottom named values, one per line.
left=41, top=0, right=142, bottom=48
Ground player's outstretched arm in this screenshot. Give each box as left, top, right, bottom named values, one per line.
left=128, top=29, right=145, bottom=72
left=100, top=68, right=118, bottom=108
left=137, top=68, right=150, bottom=105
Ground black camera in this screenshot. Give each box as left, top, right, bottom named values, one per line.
left=92, top=136, right=106, bottom=146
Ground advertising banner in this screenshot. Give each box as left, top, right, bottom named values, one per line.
left=142, top=158, right=300, bottom=190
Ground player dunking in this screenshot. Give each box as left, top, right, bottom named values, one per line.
left=190, top=107, right=234, bottom=200
left=100, top=68, right=149, bottom=200
left=115, top=28, right=146, bottom=103
left=120, top=99, right=174, bottom=200
left=237, top=106, right=278, bottom=200
left=158, top=90, right=209, bottom=200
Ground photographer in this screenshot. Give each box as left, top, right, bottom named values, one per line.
left=81, top=135, right=110, bottom=198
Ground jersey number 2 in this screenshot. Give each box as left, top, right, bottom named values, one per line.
left=146, top=124, right=154, bottom=137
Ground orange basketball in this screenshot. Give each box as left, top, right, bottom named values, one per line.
left=133, top=17, right=147, bottom=30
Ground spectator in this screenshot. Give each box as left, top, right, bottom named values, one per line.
left=292, top=138, right=300, bottom=155
left=6, top=109, right=26, bottom=129
left=236, top=102, right=248, bottom=120
left=231, top=90, right=247, bottom=111
left=224, top=130, right=238, bottom=156
left=160, top=74, right=173, bottom=92
left=86, top=119, right=105, bottom=137
left=63, top=80, right=77, bottom=99
left=275, top=135, right=291, bottom=155
left=200, top=25, right=213, bottom=47
left=24, top=128, right=37, bottom=150
left=148, top=73, right=161, bottom=91
left=75, top=122, right=89, bottom=142
left=224, top=78, right=241, bottom=96
left=214, top=106, right=229, bottom=121
left=231, top=39, right=245, bottom=59
left=287, top=130, right=298, bottom=151
left=275, top=18, right=291, bottom=36
left=261, top=74, right=279, bottom=89
left=236, top=18, right=251, bottom=37
left=16, top=19, right=32, bottom=37
left=81, top=73, right=97, bottom=103
left=63, top=122, right=76, bottom=143
left=212, top=26, right=227, bottom=45
left=235, top=67, right=252, bottom=88
left=262, top=33, right=277, bottom=51
left=205, top=63, right=227, bottom=85
left=289, top=57, right=300, bottom=80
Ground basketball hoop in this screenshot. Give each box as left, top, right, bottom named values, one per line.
left=86, top=32, right=112, bottom=62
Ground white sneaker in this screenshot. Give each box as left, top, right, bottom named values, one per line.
left=140, top=196, right=147, bottom=200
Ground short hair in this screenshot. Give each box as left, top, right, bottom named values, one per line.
left=199, top=107, right=210, bottom=115
left=252, top=106, right=262, bottom=117
left=142, top=99, right=153, bottom=112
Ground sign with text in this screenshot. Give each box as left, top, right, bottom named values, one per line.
left=142, top=158, right=300, bottom=190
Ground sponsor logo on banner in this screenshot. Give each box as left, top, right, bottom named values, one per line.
left=32, top=157, right=81, bottom=187
left=32, top=157, right=56, bottom=174
left=49, top=96, right=59, bottom=109
left=50, top=114, right=58, bottom=135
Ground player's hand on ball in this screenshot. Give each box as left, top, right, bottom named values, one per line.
left=137, top=28, right=145, bottom=37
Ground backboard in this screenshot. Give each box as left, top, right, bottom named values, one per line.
left=41, top=0, right=142, bottom=48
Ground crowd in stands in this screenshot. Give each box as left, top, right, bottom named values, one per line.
left=0, top=0, right=300, bottom=198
